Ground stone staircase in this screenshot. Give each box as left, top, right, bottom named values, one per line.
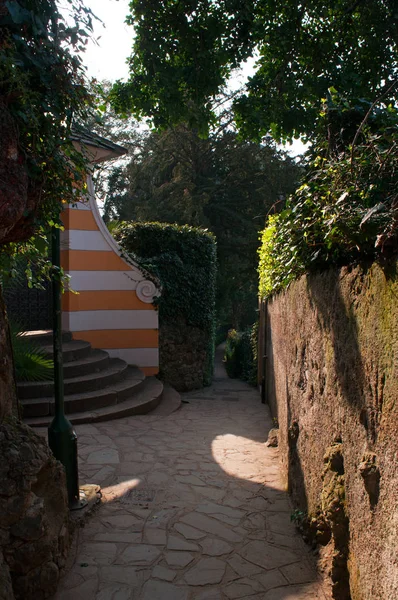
left=20, top=331, right=176, bottom=427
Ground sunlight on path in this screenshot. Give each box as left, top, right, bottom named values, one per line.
left=54, top=350, right=329, bottom=600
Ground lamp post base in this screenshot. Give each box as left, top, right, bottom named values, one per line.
left=70, top=488, right=89, bottom=511
left=48, top=414, right=80, bottom=510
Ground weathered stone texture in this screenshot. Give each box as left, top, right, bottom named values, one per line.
left=0, top=420, right=70, bottom=599
left=0, top=549, right=13, bottom=600
left=0, top=101, right=31, bottom=246
left=0, top=287, right=19, bottom=422
left=160, top=318, right=211, bottom=391
left=266, top=262, right=398, bottom=600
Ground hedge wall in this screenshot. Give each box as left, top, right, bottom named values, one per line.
left=116, top=222, right=217, bottom=391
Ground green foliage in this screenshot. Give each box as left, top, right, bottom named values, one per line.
left=0, top=0, right=96, bottom=273
left=0, top=226, right=71, bottom=297
left=258, top=217, right=279, bottom=299
left=0, top=232, right=52, bottom=286
left=104, top=123, right=299, bottom=329
left=106, top=220, right=121, bottom=235
left=224, top=330, right=240, bottom=378
left=290, top=509, right=307, bottom=526
left=112, top=0, right=397, bottom=140
left=115, top=222, right=217, bottom=385
left=258, top=98, right=398, bottom=297
left=110, top=1, right=255, bottom=136
left=116, top=222, right=216, bottom=330
left=224, top=322, right=258, bottom=386
left=85, top=80, right=142, bottom=200
left=9, top=322, right=53, bottom=382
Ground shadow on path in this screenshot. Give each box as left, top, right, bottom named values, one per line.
left=53, top=346, right=329, bottom=600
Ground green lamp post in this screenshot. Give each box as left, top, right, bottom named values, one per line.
left=48, top=226, right=86, bottom=510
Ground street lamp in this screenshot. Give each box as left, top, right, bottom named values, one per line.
left=48, top=225, right=86, bottom=510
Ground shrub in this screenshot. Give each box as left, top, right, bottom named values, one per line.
left=10, top=322, right=53, bottom=382
left=224, top=322, right=258, bottom=386
left=224, top=329, right=241, bottom=378
left=116, top=222, right=217, bottom=389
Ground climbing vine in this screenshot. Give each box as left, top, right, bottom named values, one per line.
left=116, top=221, right=217, bottom=387
left=258, top=95, right=398, bottom=298
left=0, top=0, right=96, bottom=278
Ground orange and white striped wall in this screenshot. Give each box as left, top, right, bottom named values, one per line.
left=60, top=176, right=160, bottom=376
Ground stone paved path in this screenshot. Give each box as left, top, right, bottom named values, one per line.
left=54, top=348, right=328, bottom=600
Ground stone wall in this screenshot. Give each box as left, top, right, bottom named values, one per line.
left=0, top=287, right=19, bottom=422
left=266, top=262, right=398, bottom=600
left=0, top=420, right=71, bottom=600
left=160, top=317, right=212, bottom=392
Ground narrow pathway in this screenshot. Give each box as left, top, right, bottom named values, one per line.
left=55, top=348, right=328, bottom=600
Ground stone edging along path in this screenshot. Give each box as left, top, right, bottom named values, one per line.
left=53, top=349, right=329, bottom=600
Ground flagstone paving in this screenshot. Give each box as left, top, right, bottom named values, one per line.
left=54, top=349, right=329, bottom=600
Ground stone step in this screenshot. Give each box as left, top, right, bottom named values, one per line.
left=18, top=358, right=128, bottom=400
left=19, top=331, right=164, bottom=425
left=40, top=339, right=92, bottom=363
left=24, top=376, right=163, bottom=426
left=20, top=365, right=145, bottom=418
left=150, top=383, right=181, bottom=416
left=21, top=330, right=73, bottom=345
left=62, top=349, right=110, bottom=379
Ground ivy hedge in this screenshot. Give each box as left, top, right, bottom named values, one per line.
left=116, top=222, right=217, bottom=390
left=258, top=96, right=398, bottom=299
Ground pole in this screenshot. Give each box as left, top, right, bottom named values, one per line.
left=48, top=226, right=85, bottom=510
left=261, top=300, right=267, bottom=404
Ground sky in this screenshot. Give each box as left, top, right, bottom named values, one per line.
left=77, top=0, right=306, bottom=156
left=80, top=0, right=132, bottom=81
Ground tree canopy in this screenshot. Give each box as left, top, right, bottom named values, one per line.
left=102, top=121, right=299, bottom=328
left=111, top=0, right=397, bottom=140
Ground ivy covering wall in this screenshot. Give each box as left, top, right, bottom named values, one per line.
left=258, top=97, right=398, bottom=299
left=116, top=222, right=217, bottom=391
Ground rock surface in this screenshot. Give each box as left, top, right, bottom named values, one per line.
left=0, top=419, right=70, bottom=599
left=160, top=318, right=210, bottom=391
left=266, top=262, right=398, bottom=600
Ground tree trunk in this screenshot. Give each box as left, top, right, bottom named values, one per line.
left=0, top=284, right=19, bottom=422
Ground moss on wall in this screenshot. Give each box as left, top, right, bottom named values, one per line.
left=266, top=260, right=398, bottom=600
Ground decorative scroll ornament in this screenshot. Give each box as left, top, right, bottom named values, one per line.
left=136, top=279, right=158, bottom=303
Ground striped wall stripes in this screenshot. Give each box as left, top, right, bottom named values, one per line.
left=60, top=175, right=160, bottom=374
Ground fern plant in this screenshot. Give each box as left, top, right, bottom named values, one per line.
left=9, top=322, right=53, bottom=382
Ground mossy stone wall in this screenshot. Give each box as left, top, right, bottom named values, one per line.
left=266, top=261, right=398, bottom=600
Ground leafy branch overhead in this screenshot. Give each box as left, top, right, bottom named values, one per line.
left=0, top=0, right=97, bottom=275
left=112, top=0, right=397, bottom=140
left=258, top=96, right=398, bottom=298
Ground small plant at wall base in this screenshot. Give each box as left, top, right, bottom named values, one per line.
left=116, top=222, right=217, bottom=391
left=9, top=322, right=53, bottom=382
